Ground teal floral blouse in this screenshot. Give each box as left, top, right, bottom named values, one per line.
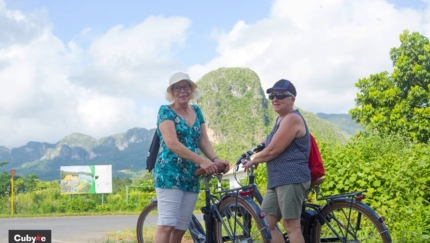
left=153, top=104, right=205, bottom=193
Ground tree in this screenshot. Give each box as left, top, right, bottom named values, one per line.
left=350, top=30, right=430, bottom=143
left=0, top=172, right=10, bottom=197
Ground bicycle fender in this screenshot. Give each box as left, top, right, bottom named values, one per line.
left=321, top=198, right=382, bottom=221
left=351, top=201, right=392, bottom=242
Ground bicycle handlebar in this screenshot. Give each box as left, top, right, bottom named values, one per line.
left=235, top=143, right=265, bottom=165
left=194, top=143, right=265, bottom=177
left=194, top=162, right=227, bottom=177
left=235, top=143, right=266, bottom=166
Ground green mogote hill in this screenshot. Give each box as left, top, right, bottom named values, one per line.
left=195, top=67, right=346, bottom=161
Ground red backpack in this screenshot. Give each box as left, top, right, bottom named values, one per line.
left=308, top=134, right=325, bottom=181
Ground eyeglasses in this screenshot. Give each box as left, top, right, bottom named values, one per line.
left=269, top=93, right=293, bottom=100
left=172, top=84, right=191, bottom=92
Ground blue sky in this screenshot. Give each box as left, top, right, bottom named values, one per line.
left=5, top=0, right=271, bottom=65
left=0, top=0, right=429, bottom=148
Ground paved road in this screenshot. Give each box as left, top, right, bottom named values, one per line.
left=0, top=215, right=138, bottom=243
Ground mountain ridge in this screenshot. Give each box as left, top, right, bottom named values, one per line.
left=0, top=67, right=361, bottom=180
left=0, top=113, right=353, bottom=180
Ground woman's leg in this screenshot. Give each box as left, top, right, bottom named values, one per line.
left=266, top=214, right=286, bottom=243
left=261, top=188, right=285, bottom=243
left=154, top=225, right=175, bottom=243
left=169, top=191, right=199, bottom=243
left=154, top=188, right=183, bottom=243
left=282, top=218, right=304, bottom=243
left=277, top=182, right=310, bottom=243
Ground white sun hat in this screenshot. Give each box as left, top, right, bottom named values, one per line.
left=166, top=72, right=198, bottom=93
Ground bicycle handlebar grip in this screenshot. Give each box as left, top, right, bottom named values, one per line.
left=194, top=162, right=226, bottom=177
left=255, top=143, right=265, bottom=151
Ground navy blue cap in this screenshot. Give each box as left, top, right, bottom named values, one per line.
left=266, top=79, right=297, bottom=96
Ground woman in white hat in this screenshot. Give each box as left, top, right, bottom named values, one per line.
left=153, top=72, right=230, bottom=243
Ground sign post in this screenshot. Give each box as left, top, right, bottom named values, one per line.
left=10, top=169, right=16, bottom=215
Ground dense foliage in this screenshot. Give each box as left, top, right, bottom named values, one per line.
left=351, top=30, right=430, bottom=143
left=323, top=132, right=429, bottom=241
left=348, top=30, right=430, bottom=241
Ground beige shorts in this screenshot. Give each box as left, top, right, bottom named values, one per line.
left=261, top=182, right=310, bottom=220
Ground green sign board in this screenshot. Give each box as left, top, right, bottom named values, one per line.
left=60, top=165, right=112, bottom=194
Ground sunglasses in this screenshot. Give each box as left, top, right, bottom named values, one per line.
left=269, top=93, right=293, bottom=100
left=172, top=84, right=191, bottom=92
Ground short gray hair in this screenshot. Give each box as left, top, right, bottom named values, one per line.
left=285, top=91, right=295, bottom=98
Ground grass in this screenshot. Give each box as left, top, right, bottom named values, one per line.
left=100, top=227, right=198, bottom=243
left=100, top=229, right=137, bottom=243
left=0, top=211, right=139, bottom=218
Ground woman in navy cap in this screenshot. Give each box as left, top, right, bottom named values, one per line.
left=243, top=79, right=311, bottom=243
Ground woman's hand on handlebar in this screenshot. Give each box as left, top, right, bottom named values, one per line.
left=242, top=159, right=257, bottom=172
left=200, top=159, right=219, bottom=174
left=213, top=159, right=230, bottom=173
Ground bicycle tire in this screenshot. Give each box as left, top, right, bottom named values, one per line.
left=136, top=201, right=158, bottom=243
left=215, top=196, right=271, bottom=242
left=136, top=201, right=204, bottom=243
left=312, top=200, right=391, bottom=243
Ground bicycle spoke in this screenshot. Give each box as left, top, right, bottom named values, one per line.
left=313, top=201, right=390, bottom=243
left=215, top=197, right=269, bottom=242
left=136, top=201, right=198, bottom=243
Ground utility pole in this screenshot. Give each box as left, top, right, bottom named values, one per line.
left=10, top=169, right=16, bottom=215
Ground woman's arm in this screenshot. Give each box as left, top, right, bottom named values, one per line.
left=159, top=120, right=218, bottom=174
left=243, top=113, right=305, bottom=169
left=198, top=123, right=230, bottom=173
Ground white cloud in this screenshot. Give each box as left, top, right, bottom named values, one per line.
left=77, top=93, right=135, bottom=132
left=0, top=3, right=189, bottom=148
left=70, top=16, right=191, bottom=99
left=190, top=0, right=428, bottom=114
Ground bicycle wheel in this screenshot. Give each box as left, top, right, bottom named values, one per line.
left=136, top=201, right=158, bottom=243
left=136, top=201, right=203, bottom=243
left=215, top=196, right=270, bottom=243
left=312, top=200, right=391, bottom=243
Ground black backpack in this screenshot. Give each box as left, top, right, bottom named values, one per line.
left=146, top=131, right=160, bottom=172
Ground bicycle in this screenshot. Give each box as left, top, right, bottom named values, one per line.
left=136, top=164, right=272, bottom=243
left=232, top=144, right=392, bottom=243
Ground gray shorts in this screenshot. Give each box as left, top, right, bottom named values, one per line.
left=261, top=182, right=310, bottom=220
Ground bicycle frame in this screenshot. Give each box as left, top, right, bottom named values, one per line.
left=189, top=173, right=272, bottom=243
left=137, top=146, right=391, bottom=243
left=136, top=163, right=271, bottom=243
left=231, top=147, right=392, bottom=243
